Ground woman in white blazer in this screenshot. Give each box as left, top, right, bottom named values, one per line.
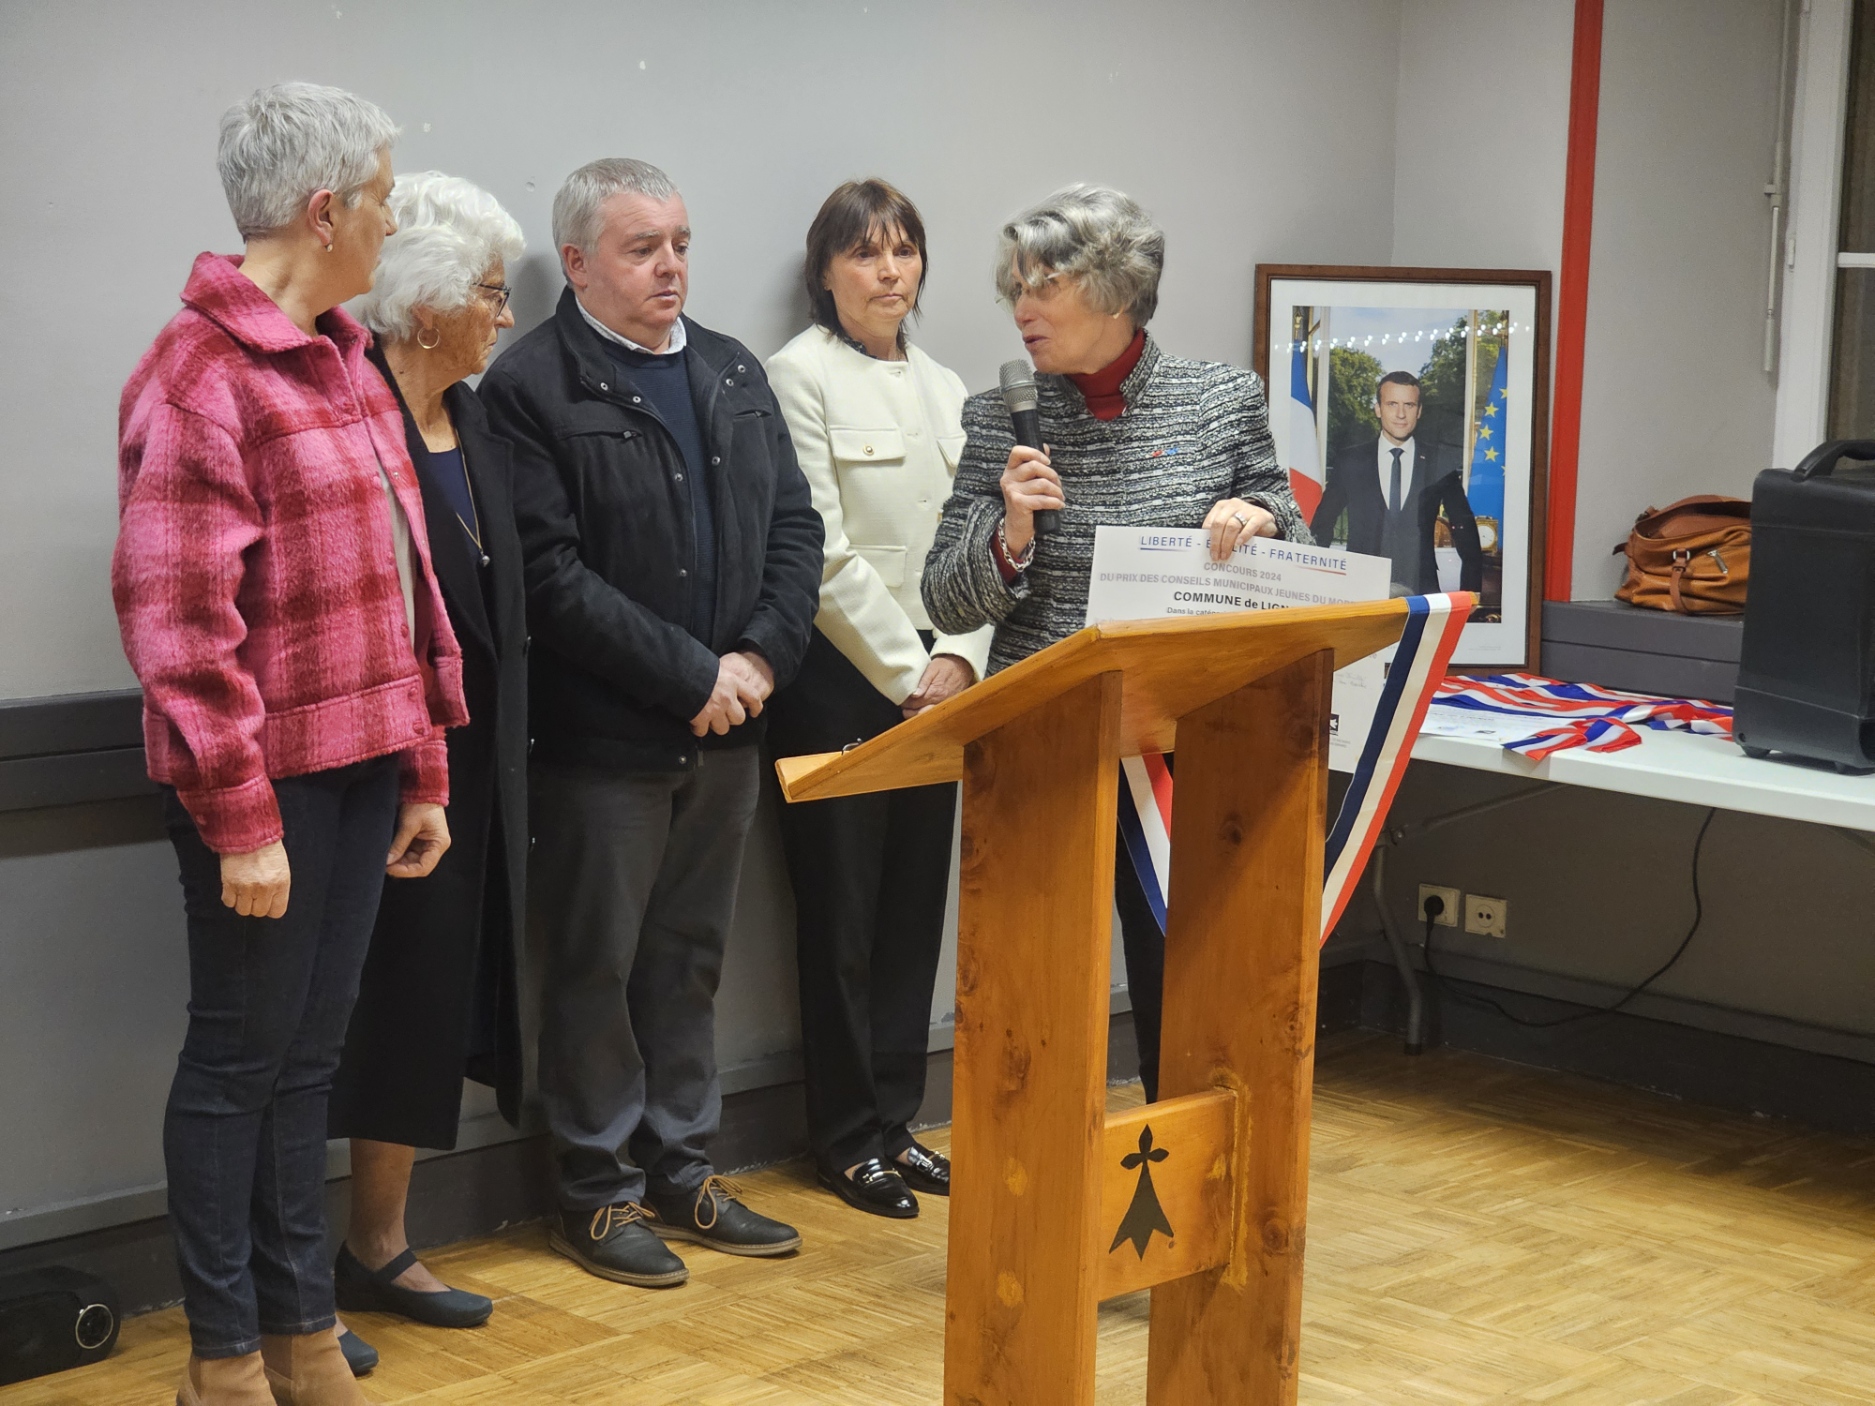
left=766, top=180, right=990, bottom=1219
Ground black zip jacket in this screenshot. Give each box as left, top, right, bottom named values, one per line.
left=480, top=290, right=823, bottom=771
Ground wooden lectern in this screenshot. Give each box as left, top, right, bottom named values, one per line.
left=776, top=600, right=1413, bottom=1405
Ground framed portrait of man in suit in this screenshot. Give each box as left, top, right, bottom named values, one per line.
left=1253, top=266, right=1551, bottom=670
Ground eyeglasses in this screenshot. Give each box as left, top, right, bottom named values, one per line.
left=475, top=282, right=512, bottom=314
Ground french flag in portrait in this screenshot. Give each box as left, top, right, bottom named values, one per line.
left=1286, top=334, right=1323, bottom=520
left=1118, top=593, right=1470, bottom=944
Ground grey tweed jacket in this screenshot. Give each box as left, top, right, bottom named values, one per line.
left=921, top=335, right=1309, bottom=674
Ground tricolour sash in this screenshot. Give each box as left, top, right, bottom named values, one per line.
left=1118, top=593, right=1469, bottom=944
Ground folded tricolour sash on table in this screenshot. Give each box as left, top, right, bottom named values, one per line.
left=1429, top=673, right=1733, bottom=760
left=1118, top=593, right=1469, bottom=946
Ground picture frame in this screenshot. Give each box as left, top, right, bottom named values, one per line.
left=1253, top=264, right=1551, bottom=670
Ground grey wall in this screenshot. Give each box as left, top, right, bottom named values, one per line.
left=0, top=0, right=1404, bottom=1242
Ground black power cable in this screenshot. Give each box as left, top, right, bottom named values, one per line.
left=1418, top=807, right=1718, bottom=1029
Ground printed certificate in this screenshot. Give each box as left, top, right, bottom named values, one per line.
left=1084, top=528, right=1393, bottom=771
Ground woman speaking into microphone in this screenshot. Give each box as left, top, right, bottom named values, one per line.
left=921, top=184, right=1308, bottom=1102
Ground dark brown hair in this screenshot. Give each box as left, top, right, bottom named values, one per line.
left=804, top=179, right=928, bottom=336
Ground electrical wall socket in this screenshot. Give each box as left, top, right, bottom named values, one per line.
left=1417, top=885, right=1460, bottom=926
left=1464, top=894, right=1508, bottom=939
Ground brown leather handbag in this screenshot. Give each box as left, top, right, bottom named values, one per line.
left=1612, top=496, right=1751, bottom=614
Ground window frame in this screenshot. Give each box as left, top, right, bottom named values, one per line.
left=1775, top=0, right=1857, bottom=466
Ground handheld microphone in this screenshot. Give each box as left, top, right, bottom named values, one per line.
left=999, top=359, right=1056, bottom=537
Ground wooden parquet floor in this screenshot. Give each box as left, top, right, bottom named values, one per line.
left=9, top=1032, right=1875, bottom=1405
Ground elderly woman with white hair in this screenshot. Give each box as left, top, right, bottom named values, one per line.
left=318, top=172, right=528, bottom=1369
left=114, top=84, right=464, bottom=1406
left=922, top=184, right=1308, bottom=1105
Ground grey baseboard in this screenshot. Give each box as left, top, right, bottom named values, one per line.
left=1355, top=957, right=1875, bottom=1136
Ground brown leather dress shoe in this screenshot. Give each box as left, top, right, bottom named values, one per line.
left=259, top=1328, right=372, bottom=1405
left=175, top=1351, right=273, bottom=1406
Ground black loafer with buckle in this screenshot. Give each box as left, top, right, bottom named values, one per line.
left=817, top=1157, right=918, bottom=1219
left=893, top=1140, right=951, bottom=1196
left=647, top=1175, right=803, bottom=1256
left=549, top=1203, right=689, bottom=1288
left=334, top=1243, right=494, bottom=1328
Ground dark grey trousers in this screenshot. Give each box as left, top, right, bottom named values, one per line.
left=528, top=748, right=760, bottom=1210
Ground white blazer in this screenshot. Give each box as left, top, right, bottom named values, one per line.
left=767, top=326, right=993, bottom=703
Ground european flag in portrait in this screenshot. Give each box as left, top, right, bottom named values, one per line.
left=1467, top=343, right=1507, bottom=525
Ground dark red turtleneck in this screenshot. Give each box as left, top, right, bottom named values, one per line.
left=1068, top=328, right=1146, bottom=421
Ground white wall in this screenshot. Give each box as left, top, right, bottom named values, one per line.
left=1572, top=0, right=1787, bottom=595
left=0, top=0, right=1407, bottom=1240
left=0, top=0, right=1402, bottom=703
left=1392, top=0, right=1574, bottom=274
left=1394, top=0, right=1788, bottom=600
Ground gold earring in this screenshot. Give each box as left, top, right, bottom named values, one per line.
left=416, top=327, right=441, bottom=350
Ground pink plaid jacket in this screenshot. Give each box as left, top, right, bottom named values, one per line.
left=114, top=253, right=468, bottom=854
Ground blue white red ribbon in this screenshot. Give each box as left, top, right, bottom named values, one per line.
left=1118, top=593, right=1470, bottom=946
left=1429, top=673, right=1732, bottom=760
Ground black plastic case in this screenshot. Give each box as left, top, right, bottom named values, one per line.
left=1735, top=439, right=1875, bottom=772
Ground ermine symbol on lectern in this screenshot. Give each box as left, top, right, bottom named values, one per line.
left=1110, top=1125, right=1175, bottom=1259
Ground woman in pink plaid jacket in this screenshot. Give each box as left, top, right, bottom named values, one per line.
left=111, top=83, right=466, bottom=1406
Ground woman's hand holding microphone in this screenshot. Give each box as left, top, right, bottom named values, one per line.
left=999, top=445, right=1064, bottom=557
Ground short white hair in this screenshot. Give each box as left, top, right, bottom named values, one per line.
left=353, top=172, right=526, bottom=342
left=217, top=82, right=398, bottom=239
left=994, top=184, right=1166, bottom=326
left=551, top=157, right=679, bottom=263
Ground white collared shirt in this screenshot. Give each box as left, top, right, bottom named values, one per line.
left=1377, top=435, right=1416, bottom=510
left=575, top=296, right=688, bottom=355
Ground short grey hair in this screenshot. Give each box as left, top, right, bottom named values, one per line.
left=552, top=157, right=680, bottom=261
left=352, top=172, right=526, bottom=342
left=217, top=82, right=398, bottom=239
left=994, top=184, right=1166, bottom=326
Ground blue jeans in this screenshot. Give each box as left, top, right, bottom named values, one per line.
left=161, top=757, right=398, bottom=1358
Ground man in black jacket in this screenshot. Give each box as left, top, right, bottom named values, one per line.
left=481, top=158, right=822, bottom=1289
left=1310, top=370, right=1482, bottom=596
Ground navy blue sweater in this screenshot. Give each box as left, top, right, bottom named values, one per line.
left=602, top=341, right=717, bottom=644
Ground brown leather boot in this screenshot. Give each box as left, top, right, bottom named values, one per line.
left=175, top=1351, right=274, bottom=1405
left=258, top=1329, right=372, bottom=1405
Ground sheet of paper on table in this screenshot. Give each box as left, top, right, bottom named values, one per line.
left=1416, top=707, right=1549, bottom=745
left=1084, top=527, right=1393, bottom=771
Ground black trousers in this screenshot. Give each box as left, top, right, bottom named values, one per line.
left=768, top=630, right=955, bottom=1169
left=1113, top=836, right=1165, bottom=1103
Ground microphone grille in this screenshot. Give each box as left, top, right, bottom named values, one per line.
left=999, top=359, right=1039, bottom=413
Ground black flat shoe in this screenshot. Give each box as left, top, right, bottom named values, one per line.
left=893, top=1140, right=950, bottom=1196
left=816, top=1157, right=918, bottom=1219
left=334, top=1243, right=493, bottom=1328
left=338, top=1328, right=378, bottom=1376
